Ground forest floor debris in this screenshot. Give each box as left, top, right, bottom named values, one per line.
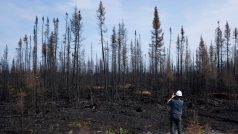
left=0, top=89, right=237, bottom=134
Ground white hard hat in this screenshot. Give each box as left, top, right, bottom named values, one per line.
left=176, top=90, right=182, bottom=97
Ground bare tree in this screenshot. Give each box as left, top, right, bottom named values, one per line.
left=215, top=21, right=223, bottom=73
left=234, top=28, right=238, bottom=74
left=97, top=1, right=109, bottom=98
left=33, top=16, right=38, bottom=73
left=149, top=6, right=164, bottom=96
left=224, top=21, right=231, bottom=70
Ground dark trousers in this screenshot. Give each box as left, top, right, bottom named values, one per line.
left=170, top=114, right=182, bottom=134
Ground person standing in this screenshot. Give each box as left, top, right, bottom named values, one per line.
left=167, top=90, right=184, bottom=134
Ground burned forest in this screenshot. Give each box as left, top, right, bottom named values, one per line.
left=0, top=1, right=238, bottom=134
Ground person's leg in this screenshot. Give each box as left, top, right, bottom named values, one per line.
left=177, top=118, right=182, bottom=134
left=170, top=116, right=176, bottom=134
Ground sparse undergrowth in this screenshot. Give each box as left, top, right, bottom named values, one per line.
left=186, top=112, right=208, bottom=134
left=185, top=111, right=237, bottom=134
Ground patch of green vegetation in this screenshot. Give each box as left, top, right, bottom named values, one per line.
left=67, top=121, right=90, bottom=129
left=105, top=127, right=136, bottom=134
left=68, top=122, right=82, bottom=128
left=105, top=129, right=115, bottom=134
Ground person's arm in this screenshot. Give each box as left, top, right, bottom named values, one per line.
left=167, top=93, right=175, bottom=104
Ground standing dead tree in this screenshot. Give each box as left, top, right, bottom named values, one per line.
left=149, top=6, right=164, bottom=97
left=97, top=1, right=109, bottom=99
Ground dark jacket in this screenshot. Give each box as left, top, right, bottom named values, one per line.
left=169, top=97, right=183, bottom=119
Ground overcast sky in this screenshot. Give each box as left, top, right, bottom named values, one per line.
left=1, top=0, right=238, bottom=61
